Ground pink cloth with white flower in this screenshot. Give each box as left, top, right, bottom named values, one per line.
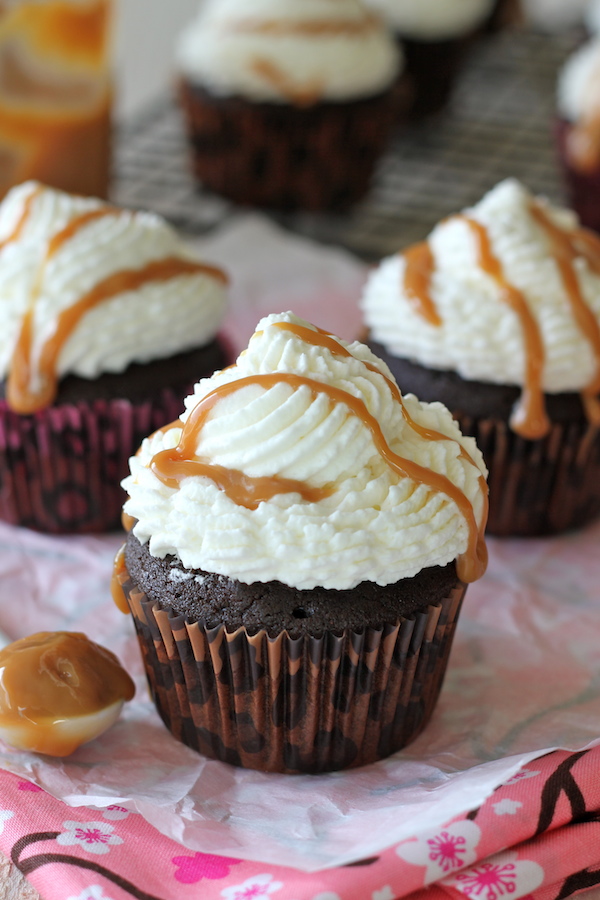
left=0, top=747, right=598, bottom=900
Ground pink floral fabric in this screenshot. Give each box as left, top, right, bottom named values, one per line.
left=1, top=746, right=599, bottom=900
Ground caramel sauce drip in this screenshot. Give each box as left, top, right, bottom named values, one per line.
left=150, top=363, right=487, bottom=583
left=529, top=201, right=600, bottom=425
left=250, top=57, right=323, bottom=106
left=7, top=247, right=228, bottom=414
left=121, top=511, right=136, bottom=533
left=0, top=182, right=41, bottom=252
left=402, top=241, right=441, bottom=326
left=0, top=631, right=134, bottom=755
left=231, top=15, right=378, bottom=37
left=457, top=214, right=550, bottom=440
left=111, top=544, right=130, bottom=614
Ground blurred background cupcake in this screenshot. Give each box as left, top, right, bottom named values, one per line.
left=556, top=36, right=600, bottom=232
left=361, top=0, right=495, bottom=118
left=0, top=181, right=229, bottom=534
left=118, top=311, right=488, bottom=773
left=175, top=0, right=404, bottom=211
left=361, top=179, right=600, bottom=536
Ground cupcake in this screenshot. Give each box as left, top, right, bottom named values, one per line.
left=117, top=311, right=488, bottom=774
left=556, top=38, right=600, bottom=233
left=362, top=0, right=494, bottom=117
left=361, top=178, right=600, bottom=537
left=175, top=0, right=403, bottom=211
left=0, top=181, right=229, bottom=534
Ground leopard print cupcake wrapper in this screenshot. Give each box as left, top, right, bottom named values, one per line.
left=458, top=413, right=600, bottom=537
left=118, top=564, right=467, bottom=774
left=178, top=79, right=406, bottom=212
left=0, top=390, right=188, bottom=534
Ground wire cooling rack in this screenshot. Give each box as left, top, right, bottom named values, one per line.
left=112, top=29, right=578, bottom=261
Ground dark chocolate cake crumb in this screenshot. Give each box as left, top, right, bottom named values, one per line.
left=0, top=339, right=227, bottom=406
left=369, top=340, right=587, bottom=425
left=125, top=531, right=460, bottom=639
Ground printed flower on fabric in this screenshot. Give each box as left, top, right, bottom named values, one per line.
left=67, top=886, right=115, bottom=900
left=501, top=770, right=540, bottom=787
left=221, top=873, right=283, bottom=900
left=18, top=780, right=43, bottom=793
left=493, top=800, right=522, bottom=816
left=396, top=821, right=481, bottom=884
left=0, top=809, right=13, bottom=834
left=444, top=851, right=544, bottom=900
left=172, top=851, right=242, bottom=884
left=56, top=820, right=124, bottom=856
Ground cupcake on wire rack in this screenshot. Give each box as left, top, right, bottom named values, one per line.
left=556, top=37, right=600, bottom=234
left=116, top=311, right=488, bottom=774
left=361, top=0, right=495, bottom=117
left=175, top=0, right=403, bottom=211
left=0, top=181, right=229, bottom=534
left=361, top=178, right=600, bottom=536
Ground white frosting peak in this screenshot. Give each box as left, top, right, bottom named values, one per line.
left=176, top=0, right=401, bottom=103
left=123, top=312, right=487, bottom=590
left=361, top=178, right=600, bottom=395
left=0, top=182, right=227, bottom=405
left=363, top=0, right=494, bottom=40
left=557, top=38, right=600, bottom=124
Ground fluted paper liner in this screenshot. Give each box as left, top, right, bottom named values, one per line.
left=118, top=562, right=467, bottom=774
left=178, top=79, right=405, bottom=212
left=460, top=412, right=600, bottom=536
left=0, top=389, right=188, bottom=534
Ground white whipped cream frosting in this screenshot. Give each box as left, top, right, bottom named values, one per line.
left=362, top=0, right=494, bottom=40
left=557, top=38, right=600, bottom=124
left=0, top=181, right=226, bottom=387
left=123, top=312, right=487, bottom=590
left=176, top=0, right=401, bottom=104
left=361, top=179, right=600, bottom=393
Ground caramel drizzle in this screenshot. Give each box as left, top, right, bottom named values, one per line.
left=0, top=183, right=42, bottom=252
left=111, top=544, right=130, bottom=615
left=529, top=201, right=600, bottom=425
left=250, top=57, right=323, bottom=106
left=150, top=363, right=487, bottom=583
left=402, top=242, right=441, bottom=326
left=457, top=214, right=550, bottom=440
left=231, top=15, right=378, bottom=37
left=400, top=208, right=600, bottom=439
left=7, top=237, right=228, bottom=414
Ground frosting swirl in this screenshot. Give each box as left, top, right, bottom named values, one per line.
left=362, top=0, right=494, bottom=40
left=123, top=312, right=488, bottom=590
left=176, top=0, right=401, bottom=104
left=361, top=179, right=600, bottom=438
left=0, top=181, right=228, bottom=413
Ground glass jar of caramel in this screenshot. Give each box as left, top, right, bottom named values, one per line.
left=0, top=0, right=112, bottom=200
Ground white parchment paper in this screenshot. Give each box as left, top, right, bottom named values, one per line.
left=0, top=216, right=598, bottom=872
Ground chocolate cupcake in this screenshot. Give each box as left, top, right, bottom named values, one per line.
left=0, top=181, right=229, bottom=533
left=175, top=0, right=403, bottom=211
left=361, top=178, right=600, bottom=536
left=117, top=312, right=488, bottom=773
left=362, top=0, right=494, bottom=117
left=556, top=38, right=600, bottom=234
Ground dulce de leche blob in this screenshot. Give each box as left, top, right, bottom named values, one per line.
left=0, top=632, right=134, bottom=757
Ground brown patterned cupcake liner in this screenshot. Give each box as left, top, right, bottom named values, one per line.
left=0, top=389, right=189, bottom=534
left=458, top=412, right=600, bottom=536
left=177, top=78, right=405, bottom=211
left=117, top=563, right=467, bottom=773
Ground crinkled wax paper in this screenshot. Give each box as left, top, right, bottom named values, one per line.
left=0, top=216, right=598, bottom=872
